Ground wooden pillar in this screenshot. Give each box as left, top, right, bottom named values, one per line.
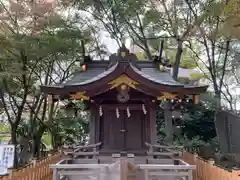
left=164, top=102, right=173, bottom=144
left=193, top=94, right=199, bottom=104
left=89, top=104, right=97, bottom=144
left=95, top=104, right=101, bottom=143
left=149, top=103, right=157, bottom=144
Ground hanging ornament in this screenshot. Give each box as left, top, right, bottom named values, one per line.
left=116, top=108, right=120, bottom=118
left=99, top=105, right=103, bottom=116
left=142, top=104, right=147, bottom=115
left=126, top=107, right=131, bottom=118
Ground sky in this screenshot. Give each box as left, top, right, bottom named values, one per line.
left=99, top=31, right=132, bottom=54
left=99, top=31, right=119, bottom=53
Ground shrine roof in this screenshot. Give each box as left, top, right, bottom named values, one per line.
left=57, top=61, right=205, bottom=88
left=45, top=61, right=184, bottom=88
left=41, top=61, right=206, bottom=92
left=40, top=46, right=208, bottom=97
left=130, top=63, right=182, bottom=86
left=63, top=62, right=118, bottom=86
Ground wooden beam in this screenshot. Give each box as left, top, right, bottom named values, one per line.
left=138, top=164, right=196, bottom=170
left=48, top=95, right=53, bottom=104
left=89, top=105, right=97, bottom=144
left=49, top=164, right=107, bottom=169
left=73, top=142, right=102, bottom=151
left=157, top=92, right=177, bottom=100
left=147, top=152, right=175, bottom=156
left=193, top=94, right=199, bottom=104
left=70, top=92, right=90, bottom=100
left=52, top=94, right=60, bottom=100
left=101, top=104, right=145, bottom=110
left=149, top=104, right=157, bottom=144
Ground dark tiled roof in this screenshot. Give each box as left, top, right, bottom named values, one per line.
left=130, top=63, right=182, bottom=86
left=183, top=84, right=208, bottom=88
left=63, top=62, right=118, bottom=86
left=46, top=61, right=205, bottom=88
left=62, top=61, right=182, bottom=87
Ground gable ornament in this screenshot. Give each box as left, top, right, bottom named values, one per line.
left=108, top=74, right=138, bottom=89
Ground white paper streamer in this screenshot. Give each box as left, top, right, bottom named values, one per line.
left=142, top=104, right=147, bottom=114
left=116, top=108, right=120, bottom=118
left=99, top=105, right=103, bottom=116
left=127, top=107, right=131, bottom=118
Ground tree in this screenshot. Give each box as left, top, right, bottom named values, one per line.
left=0, top=0, right=52, bottom=167
left=148, top=0, right=212, bottom=80
left=52, top=109, right=89, bottom=147
left=72, top=0, right=168, bottom=60
left=181, top=104, right=216, bottom=142
left=67, top=0, right=209, bottom=81
left=0, top=0, right=102, bottom=167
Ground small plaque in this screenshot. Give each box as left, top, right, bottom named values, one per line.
left=127, top=154, right=134, bottom=158
left=121, top=52, right=126, bottom=57
left=120, top=151, right=127, bottom=157
left=0, top=145, right=15, bottom=175
left=112, top=154, right=121, bottom=158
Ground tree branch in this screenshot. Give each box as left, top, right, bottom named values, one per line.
left=219, top=40, right=230, bottom=90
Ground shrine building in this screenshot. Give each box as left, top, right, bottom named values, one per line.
left=40, top=46, right=208, bottom=153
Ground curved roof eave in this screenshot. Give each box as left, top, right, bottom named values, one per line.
left=129, top=63, right=183, bottom=86
left=183, top=85, right=209, bottom=93
left=40, top=62, right=119, bottom=94
left=66, top=62, right=119, bottom=86
left=40, top=61, right=208, bottom=96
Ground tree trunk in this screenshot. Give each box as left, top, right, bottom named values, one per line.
left=51, top=131, right=58, bottom=150
left=32, top=135, right=42, bottom=158
left=213, top=90, right=221, bottom=144
left=172, top=39, right=183, bottom=80
left=144, top=45, right=152, bottom=60
left=11, top=124, right=18, bottom=168
left=32, top=125, right=46, bottom=158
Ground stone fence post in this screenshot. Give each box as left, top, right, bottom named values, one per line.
left=208, top=158, right=215, bottom=166
left=232, top=167, right=240, bottom=178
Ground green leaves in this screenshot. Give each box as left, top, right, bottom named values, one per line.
left=143, top=9, right=161, bottom=26
left=205, top=1, right=225, bottom=17
left=189, top=72, right=205, bottom=80
left=165, top=47, right=198, bottom=69
left=53, top=110, right=89, bottom=145
left=224, top=0, right=240, bottom=16
left=182, top=104, right=216, bottom=142
left=0, top=0, right=101, bottom=154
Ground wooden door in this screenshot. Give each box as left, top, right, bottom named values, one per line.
left=100, top=109, right=144, bottom=151
left=125, top=110, right=144, bottom=150
left=100, top=110, right=125, bottom=150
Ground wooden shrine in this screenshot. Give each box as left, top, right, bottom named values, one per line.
left=41, top=46, right=207, bottom=153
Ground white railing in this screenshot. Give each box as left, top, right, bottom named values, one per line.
left=138, top=159, right=195, bottom=180
left=49, top=158, right=195, bottom=180
left=50, top=159, right=120, bottom=180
